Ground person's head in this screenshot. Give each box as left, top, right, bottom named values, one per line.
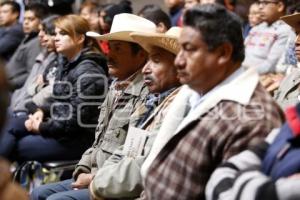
left=0, top=1, right=20, bottom=27
left=99, top=1, right=132, bottom=34
left=80, top=1, right=99, bottom=31
left=54, top=15, right=92, bottom=60
left=23, top=3, right=49, bottom=34
left=184, top=0, right=200, bottom=10
left=175, top=4, right=244, bottom=94
left=248, top=2, right=262, bottom=27
left=258, top=0, right=286, bottom=25
left=281, top=13, right=300, bottom=61
left=164, top=0, right=184, bottom=9
left=38, top=15, right=59, bottom=49
left=87, top=13, right=157, bottom=80
left=138, top=4, right=171, bottom=33
left=131, top=27, right=182, bottom=93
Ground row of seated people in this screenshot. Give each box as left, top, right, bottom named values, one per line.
left=1, top=2, right=300, bottom=200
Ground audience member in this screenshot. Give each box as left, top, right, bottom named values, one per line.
left=164, top=0, right=184, bottom=26
left=0, top=15, right=108, bottom=163
left=141, top=4, right=284, bottom=199
left=243, top=2, right=262, bottom=38
left=0, top=1, right=24, bottom=61
left=243, top=0, right=294, bottom=75
left=184, top=0, right=200, bottom=10
left=5, top=3, right=48, bottom=91
left=98, top=1, right=132, bottom=54
left=30, top=13, right=156, bottom=200
left=138, top=4, right=171, bottom=33
left=274, top=13, right=300, bottom=109
left=79, top=1, right=100, bottom=32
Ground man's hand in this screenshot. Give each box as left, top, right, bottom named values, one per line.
left=71, top=173, right=94, bottom=189
left=24, top=118, right=33, bottom=132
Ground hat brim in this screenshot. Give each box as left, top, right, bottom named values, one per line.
left=281, top=13, right=300, bottom=30
left=130, top=32, right=180, bottom=55
left=86, top=31, right=135, bottom=43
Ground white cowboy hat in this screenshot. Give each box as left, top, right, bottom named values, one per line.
left=130, top=27, right=182, bottom=55
left=281, top=13, right=300, bottom=31
left=86, top=13, right=156, bottom=43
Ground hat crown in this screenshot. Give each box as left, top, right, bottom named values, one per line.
left=110, top=13, right=156, bottom=34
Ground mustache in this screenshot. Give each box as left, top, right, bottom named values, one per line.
left=107, top=58, right=116, bottom=66
left=144, top=75, right=155, bottom=82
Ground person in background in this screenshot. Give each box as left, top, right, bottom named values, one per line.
left=243, top=2, right=262, bottom=38
left=79, top=1, right=100, bottom=32
left=138, top=4, right=171, bottom=33
left=164, top=0, right=184, bottom=26
left=5, top=3, right=49, bottom=91
left=184, top=0, right=200, bottom=10
left=243, top=0, right=294, bottom=75
left=0, top=15, right=108, bottom=163
left=98, top=0, right=132, bottom=54
left=0, top=1, right=24, bottom=62
left=141, top=4, right=284, bottom=199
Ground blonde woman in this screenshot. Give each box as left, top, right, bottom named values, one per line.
left=0, top=15, right=108, bottom=163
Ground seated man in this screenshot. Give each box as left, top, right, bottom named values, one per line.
left=30, top=13, right=156, bottom=200
left=206, top=12, right=300, bottom=200
left=274, top=13, right=300, bottom=109
left=0, top=1, right=24, bottom=61
left=88, top=27, right=182, bottom=199
left=5, top=3, right=49, bottom=91
left=141, top=4, right=284, bottom=199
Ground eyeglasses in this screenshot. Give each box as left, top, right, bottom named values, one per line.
left=258, top=0, right=280, bottom=6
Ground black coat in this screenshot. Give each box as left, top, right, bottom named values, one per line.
left=27, top=49, right=108, bottom=147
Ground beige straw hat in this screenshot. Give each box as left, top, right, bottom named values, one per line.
left=86, top=13, right=156, bottom=43
left=130, top=27, right=182, bottom=55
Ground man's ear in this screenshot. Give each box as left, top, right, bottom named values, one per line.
left=277, top=1, right=285, bottom=13
left=157, top=22, right=168, bottom=33
left=216, top=42, right=233, bottom=66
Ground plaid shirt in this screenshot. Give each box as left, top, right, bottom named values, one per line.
left=143, top=81, right=284, bottom=199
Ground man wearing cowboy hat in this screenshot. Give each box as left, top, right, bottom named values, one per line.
left=31, top=13, right=156, bottom=200
left=274, top=12, right=300, bottom=109
left=88, top=27, right=182, bottom=200
left=141, top=4, right=284, bottom=199
left=206, top=12, right=300, bottom=200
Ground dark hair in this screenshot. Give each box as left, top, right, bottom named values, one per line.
left=138, top=4, right=171, bottom=30
left=41, top=15, right=59, bottom=36
left=25, top=3, right=49, bottom=20
left=129, top=42, right=143, bottom=55
left=80, top=1, right=99, bottom=13
left=183, top=4, right=244, bottom=62
left=101, top=0, right=132, bottom=25
left=0, top=1, right=21, bottom=18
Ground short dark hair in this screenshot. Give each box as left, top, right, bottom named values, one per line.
left=138, top=4, right=171, bottom=30
left=0, top=1, right=21, bottom=18
left=183, top=4, right=244, bottom=62
left=129, top=42, right=143, bottom=55
left=25, top=3, right=49, bottom=20
left=41, top=15, right=59, bottom=36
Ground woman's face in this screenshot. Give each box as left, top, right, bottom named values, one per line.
left=44, top=34, right=55, bottom=52
left=99, top=11, right=110, bottom=33
left=54, top=27, right=82, bottom=58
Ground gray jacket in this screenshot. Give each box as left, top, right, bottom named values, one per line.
left=5, top=34, right=41, bottom=90
left=73, top=72, right=149, bottom=179
left=243, top=20, right=295, bottom=74
left=274, top=68, right=300, bottom=110
left=10, top=51, right=57, bottom=112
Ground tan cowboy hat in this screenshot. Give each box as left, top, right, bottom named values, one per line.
left=86, top=13, right=156, bottom=42
left=281, top=13, right=300, bottom=30
left=130, top=27, right=182, bottom=55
